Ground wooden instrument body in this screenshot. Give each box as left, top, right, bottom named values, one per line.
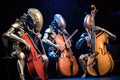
left=20, top=33, right=45, bottom=80
left=87, top=32, right=114, bottom=76
left=55, top=34, right=79, bottom=76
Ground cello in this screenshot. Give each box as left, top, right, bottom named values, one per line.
left=55, top=29, right=79, bottom=76
left=86, top=5, right=114, bottom=76
left=19, top=33, right=46, bottom=80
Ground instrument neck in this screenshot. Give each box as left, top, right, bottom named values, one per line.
left=34, top=35, right=47, bottom=55
left=90, top=5, right=97, bottom=53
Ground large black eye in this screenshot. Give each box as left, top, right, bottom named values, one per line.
left=29, top=25, right=33, bottom=30
left=26, top=26, right=32, bottom=33
left=51, top=20, right=58, bottom=28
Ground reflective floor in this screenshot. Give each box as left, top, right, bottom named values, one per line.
left=48, top=76, right=120, bottom=80
left=0, top=57, right=120, bottom=80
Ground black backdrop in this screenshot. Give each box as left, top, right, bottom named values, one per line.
left=0, top=0, right=120, bottom=80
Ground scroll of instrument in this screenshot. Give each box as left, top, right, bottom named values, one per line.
left=87, top=4, right=114, bottom=76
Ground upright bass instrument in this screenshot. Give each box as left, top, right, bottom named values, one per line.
left=19, top=33, right=46, bottom=80
left=55, top=29, right=79, bottom=76
left=86, top=5, right=114, bottom=76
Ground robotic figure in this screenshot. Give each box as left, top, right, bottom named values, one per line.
left=2, top=8, right=48, bottom=80
left=76, top=14, right=117, bottom=78
left=42, top=14, right=69, bottom=77
left=42, top=14, right=69, bottom=58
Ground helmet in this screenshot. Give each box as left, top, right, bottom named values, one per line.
left=27, top=8, right=43, bottom=32
left=54, top=14, right=66, bottom=30
left=83, top=14, right=92, bottom=31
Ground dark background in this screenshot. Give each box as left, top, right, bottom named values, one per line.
left=0, top=0, right=120, bottom=80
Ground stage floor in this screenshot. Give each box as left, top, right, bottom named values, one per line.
left=48, top=76, right=120, bottom=80
left=0, top=58, right=120, bottom=80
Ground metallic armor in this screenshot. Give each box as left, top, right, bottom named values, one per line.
left=2, top=8, right=48, bottom=80
left=27, top=8, right=43, bottom=32
left=42, top=14, right=68, bottom=58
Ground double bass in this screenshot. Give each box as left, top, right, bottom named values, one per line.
left=86, top=5, right=114, bottom=76
left=19, top=33, right=46, bottom=80
left=55, top=30, right=79, bottom=76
